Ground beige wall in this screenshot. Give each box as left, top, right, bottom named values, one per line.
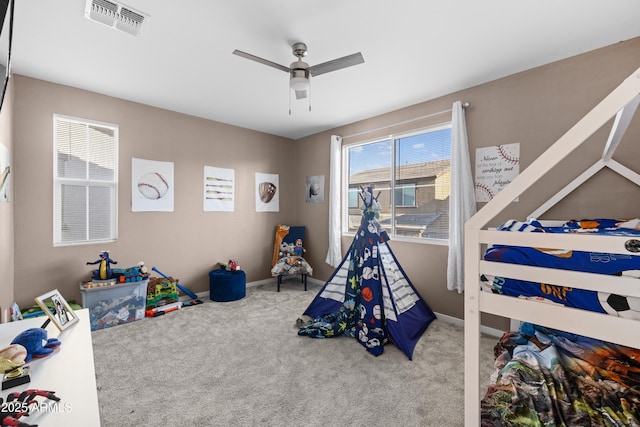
left=6, top=37, right=640, bottom=330
left=0, top=78, right=13, bottom=321
left=12, top=76, right=296, bottom=307
left=295, top=36, right=640, bottom=330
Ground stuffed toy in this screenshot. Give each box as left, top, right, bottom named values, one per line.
left=293, top=239, right=306, bottom=257
left=11, top=328, right=61, bottom=362
left=86, top=250, right=118, bottom=280
left=279, top=242, right=290, bottom=258
left=226, top=259, right=241, bottom=271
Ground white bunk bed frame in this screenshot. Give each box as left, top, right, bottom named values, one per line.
left=464, top=66, right=640, bottom=426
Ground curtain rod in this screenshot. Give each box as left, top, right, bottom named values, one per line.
left=340, top=102, right=470, bottom=140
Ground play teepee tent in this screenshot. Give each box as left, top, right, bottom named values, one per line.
left=298, top=185, right=436, bottom=360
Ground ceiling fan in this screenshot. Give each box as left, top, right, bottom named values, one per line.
left=232, top=42, right=364, bottom=101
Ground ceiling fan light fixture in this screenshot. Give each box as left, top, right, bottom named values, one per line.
left=290, top=76, right=310, bottom=91
left=289, top=62, right=310, bottom=91
left=233, top=42, right=363, bottom=106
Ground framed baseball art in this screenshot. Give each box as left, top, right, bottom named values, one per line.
left=131, top=157, right=174, bottom=212
left=255, top=172, right=279, bottom=212
left=306, top=175, right=324, bottom=203
left=204, top=165, right=235, bottom=212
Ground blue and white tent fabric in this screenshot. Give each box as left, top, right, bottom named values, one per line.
left=298, top=185, right=436, bottom=360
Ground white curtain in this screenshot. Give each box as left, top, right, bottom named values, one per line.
left=325, top=135, right=342, bottom=267
left=447, top=101, right=476, bottom=292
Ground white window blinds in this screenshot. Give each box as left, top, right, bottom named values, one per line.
left=53, top=115, right=118, bottom=246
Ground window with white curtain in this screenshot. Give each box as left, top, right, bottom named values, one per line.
left=53, top=115, right=118, bottom=246
left=343, top=123, right=452, bottom=241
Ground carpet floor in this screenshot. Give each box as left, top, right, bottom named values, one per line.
left=92, top=281, right=496, bottom=426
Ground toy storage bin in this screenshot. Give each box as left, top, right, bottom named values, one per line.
left=209, top=269, right=246, bottom=302
left=80, top=279, right=148, bottom=331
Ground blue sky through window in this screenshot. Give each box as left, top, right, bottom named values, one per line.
left=348, top=127, right=451, bottom=175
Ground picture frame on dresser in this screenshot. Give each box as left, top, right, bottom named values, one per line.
left=34, top=289, right=79, bottom=332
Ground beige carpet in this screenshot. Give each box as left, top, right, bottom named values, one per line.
left=92, top=281, right=496, bottom=426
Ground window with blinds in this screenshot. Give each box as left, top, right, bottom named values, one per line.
left=53, top=115, right=118, bottom=246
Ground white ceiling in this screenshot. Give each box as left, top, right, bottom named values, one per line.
left=9, top=1, right=640, bottom=140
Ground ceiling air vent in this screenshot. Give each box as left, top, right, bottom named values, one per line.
left=84, top=0, right=149, bottom=36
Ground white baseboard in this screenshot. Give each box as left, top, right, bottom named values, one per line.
left=247, top=277, right=324, bottom=288
left=184, top=276, right=320, bottom=301
left=434, top=311, right=503, bottom=338
left=246, top=278, right=276, bottom=288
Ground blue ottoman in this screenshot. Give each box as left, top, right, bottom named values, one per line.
left=209, top=269, right=246, bottom=302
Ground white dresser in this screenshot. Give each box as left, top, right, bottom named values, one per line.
left=0, top=308, right=100, bottom=426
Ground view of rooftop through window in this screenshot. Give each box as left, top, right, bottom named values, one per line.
left=345, top=125, right=452, bottom=240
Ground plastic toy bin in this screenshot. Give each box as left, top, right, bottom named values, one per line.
left=80, top=279, right=148, bottom=331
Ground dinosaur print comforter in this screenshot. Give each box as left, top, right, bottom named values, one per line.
left=481, top=323, right=640, bottom=426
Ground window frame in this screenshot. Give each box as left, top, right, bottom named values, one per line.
left=53, top=114, right=119, bottom=247
left=342, top=123, right=452, bottom=245
left=394, top=182, right=417, bottom=207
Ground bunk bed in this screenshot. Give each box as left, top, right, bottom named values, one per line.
left=464, top=65, right=640, bottom=426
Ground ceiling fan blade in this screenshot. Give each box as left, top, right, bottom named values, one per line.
left=232, top=49, right=290, bottom=73
left=294, top=89, right=308, bottom=100
left=308, top=52, right=364, bottom=77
